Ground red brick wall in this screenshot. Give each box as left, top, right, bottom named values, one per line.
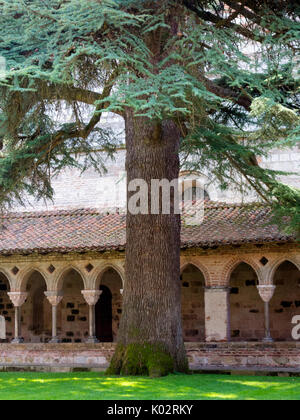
left=186, top=342, right=300, bottom=370
left=0, top=342, right=299, bottom=371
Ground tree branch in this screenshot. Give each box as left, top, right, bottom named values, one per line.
left=201, top=77, right=252, bottom=111
left=182, top=0, right=265, bottom=42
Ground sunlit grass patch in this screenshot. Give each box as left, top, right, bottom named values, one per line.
left=0, top=372, right=299, bottom=400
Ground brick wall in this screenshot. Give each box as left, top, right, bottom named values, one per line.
left=0, top=342, right=299, bottom=371
left=186, top=342, right=300, bottom=370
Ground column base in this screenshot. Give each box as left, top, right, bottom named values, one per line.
left=49, top=337, right=61, bottom=344
left=11, top=338, right=24, bottom=344
left=86, top=336, right=99, bottom=344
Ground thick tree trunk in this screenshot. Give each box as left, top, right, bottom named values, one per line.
left=108, top=110, right=188, bottom=377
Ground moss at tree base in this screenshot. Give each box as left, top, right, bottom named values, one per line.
left=107, top=343, right=188, bottom=377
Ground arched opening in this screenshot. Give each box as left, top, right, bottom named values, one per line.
left=270, top=261, right=300, bottom=341
left=0, top=272, right=12, bottom=342
left=60, top=269, right=88, bottom=343
left=96, top=268, right=123, bottom=342
left=96, top=285, right=113, bottom=342
left=229, top=263, right=264, bottom=341
left=22, top=271, right=49, bottom=343
left=181, top=264, right=205, bottom=342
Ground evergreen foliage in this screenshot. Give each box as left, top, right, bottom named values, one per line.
left=0, top=0, right=299, bottom=234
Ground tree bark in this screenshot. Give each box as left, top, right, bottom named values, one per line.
left=108, top=110, right=188, bottom=377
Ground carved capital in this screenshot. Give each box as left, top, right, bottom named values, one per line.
left=45, top=291, right=64, bottom=307
left=81, top=290, right=102, bottom=306
left=8, top=292, right=28, bottom=307
left=257, top=285, right=276, bottom=303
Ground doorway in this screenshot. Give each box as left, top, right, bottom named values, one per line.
left=96, top=285, right=113, bottom=342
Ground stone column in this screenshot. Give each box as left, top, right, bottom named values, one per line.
left=45, top=292, right=64, bottom=343
left=8, top=292, right=28, bottom=344
left=257, top=285, right=276, bottom=343
left=205, top=287, right=230, bottom=342
left=81, top=290, right=102, bottom=343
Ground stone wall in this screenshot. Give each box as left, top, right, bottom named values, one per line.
left=186, top=342, right=300, bottom=371
left=10, top=144, right=300, bottom=213
left=60, top=270, right=89, bottom=343
left=0, top=343, right=115, bottom=369
left=181, top=265, right=205, bottom=341
left=0, top=342, right=299, bottom=372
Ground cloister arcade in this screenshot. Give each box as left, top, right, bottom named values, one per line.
left=0, top=250, right=299, bottom=345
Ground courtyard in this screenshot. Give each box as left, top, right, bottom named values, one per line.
left=0, top=372, right=299, bottom=400
left=0, top=0, right=299, bottom=402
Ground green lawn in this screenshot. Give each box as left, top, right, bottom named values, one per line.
left=0, top=372, right=299, bottom=400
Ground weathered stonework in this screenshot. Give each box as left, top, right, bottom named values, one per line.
left=0, top=342, right=299, bottom=372
left=81, top=290, right=102, bottom=306
left=0, top=242, right=298, bottom=370
left=186, top=342, right=300, bottom=371
left=8, top=292, right=28, bottom=307
left=205, top=287, right=230, bottom=342
left=45, top=292, right=64, bottom=307
left=257, top=285, right=276, bottom=303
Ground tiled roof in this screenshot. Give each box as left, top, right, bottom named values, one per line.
left=0, top=202, right=294, bottom=255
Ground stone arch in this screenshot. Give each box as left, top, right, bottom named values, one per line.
left=269, top=259, right=300, bottom=341
left=268, top=257, right=300, bottom=285
left=20, top=269, right=49, bottom=343
left=17, top=267, right=49, bottom=292
left=180, top=261, right=210, bottom=287
left=96, top=285, right=114, bottom=342
left=92, top=262, right=125, bottom=290
left=0, top=270, right=13, bottom=341
left=56, top=266, right=88, bottom=343
left=55, top=265, right=87, bottom=292
left=0, top=268, right=13, bottom=291
left=229, top=261, right=264, bottom=341
left=180, top=262, right=206, bottom=342
left=94, top=265, right=124, bottom=343
left=223, top=257, right=263, bottom=286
